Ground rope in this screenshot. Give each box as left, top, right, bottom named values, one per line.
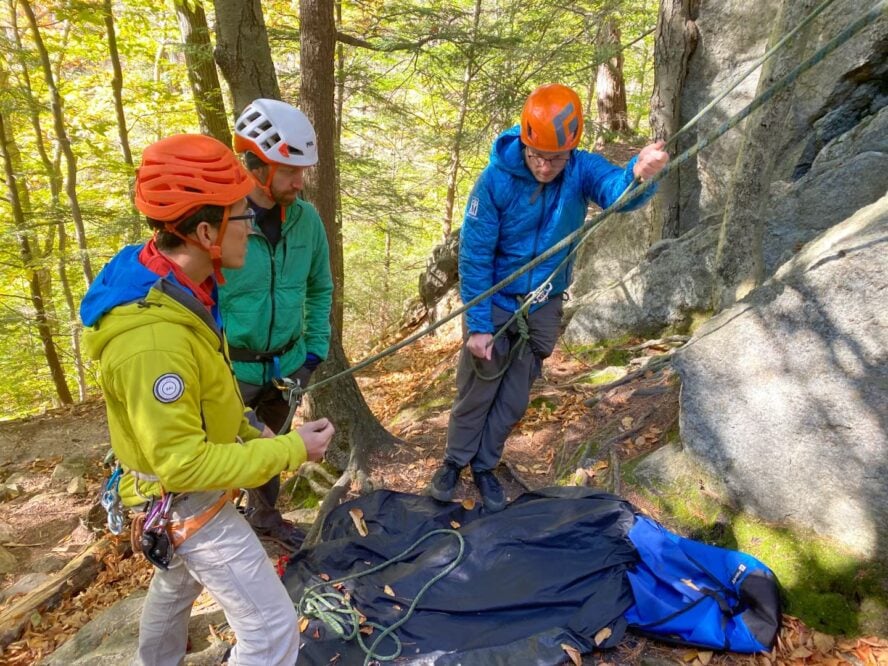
left=470, top=306, right=530, bottom=381
left=290, top=0, right=883, bottom=401
left=297, top=528, right=465, bottom=665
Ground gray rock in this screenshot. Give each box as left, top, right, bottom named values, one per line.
left=41, top=591, right=228, bottom=666
left=67, top=476, right=87, bottom=496
left=0, top=545, right=17, bottom=574
left=0, top=483, right=22, bottom=502
left=0, top=572, right=51, bottom=604
left=3, top=472, right=27, bottom=486
left=0, top=521, right=16, bottom=544
left=51, top=458, right=89, bottom=486
left=564, top=222, right=719, bottom=345
left=673, top=194, right=888, bottom=555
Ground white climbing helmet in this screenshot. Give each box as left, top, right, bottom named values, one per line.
left=233, top=98, right=318, bottom=167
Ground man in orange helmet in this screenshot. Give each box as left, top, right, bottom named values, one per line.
left=430, top=84, right=668, bottom=512
left=80, top=134, right=334, bottom=665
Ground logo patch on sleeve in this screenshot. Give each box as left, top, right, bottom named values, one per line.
left=468, top=196, right=480, bottom=217
left=153, top=373, right=185, bottom=403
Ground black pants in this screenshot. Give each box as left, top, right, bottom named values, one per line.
left=445, top=297, right=563, bottom=472
left=238, top=365, right=312, bottom=528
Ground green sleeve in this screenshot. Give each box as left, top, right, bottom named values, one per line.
left=112, top=349, right=306, bottom=493
left=303, top=210, right=334, bottom=359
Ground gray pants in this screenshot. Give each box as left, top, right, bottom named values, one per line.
left=136, top=500, right=299, bottom=665
left=445, top=297, right=563, bottom=472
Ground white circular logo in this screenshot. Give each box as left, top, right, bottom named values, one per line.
left=153, top=373, right=184, bottom=403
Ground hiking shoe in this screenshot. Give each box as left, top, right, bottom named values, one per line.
left=429, top=462, right=462, bottom=502
left=472, top=469, right=506, bottom=512
left=252, top=519, right=306, bottom=553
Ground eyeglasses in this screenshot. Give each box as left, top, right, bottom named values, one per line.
left=228, top=209, right=256, bottom=225
left=525, top=149, right=571, bottom=167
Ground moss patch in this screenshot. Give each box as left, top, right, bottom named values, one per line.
left=629, top=473, right=888, bottom=636
left=581, top=367, right=627, bottom=386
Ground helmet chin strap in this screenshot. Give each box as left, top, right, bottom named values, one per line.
left=251, top=163, right=290, bottom=222
left=162, top=206, right=232, bottom=285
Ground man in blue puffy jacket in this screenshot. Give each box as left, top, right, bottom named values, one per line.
left=430, top=84, right=669, bottom=511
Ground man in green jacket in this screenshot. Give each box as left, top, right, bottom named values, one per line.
left=219, top=98, right=334, bottom=551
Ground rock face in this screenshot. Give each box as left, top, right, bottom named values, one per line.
left=673, top=194, right=888, bottom=555
left=565, top=1, right=887, bottom=344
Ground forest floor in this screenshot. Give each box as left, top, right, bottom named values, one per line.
left=0, top=334, right=885, bottom=665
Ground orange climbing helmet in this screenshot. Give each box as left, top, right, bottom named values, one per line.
left=134, top=134, right=253, bottom=223
left=520, top=84, right=583, bottom=152
left=134, top=134, right=253, bottom=285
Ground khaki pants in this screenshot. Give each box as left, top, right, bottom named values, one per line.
left=136, top=501, right=299, bottom=666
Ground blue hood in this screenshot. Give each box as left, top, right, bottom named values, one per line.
left=489, top=126, right=541, bottom=181
left=80, top=245, right=160, bottom=327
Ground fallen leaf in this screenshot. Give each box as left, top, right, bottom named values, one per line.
left=634, top=436, right=646, bottom=447
left=790, top=646, right=813, bottom=659
left=592, top=460, right=609, bottom=472
left=359, top=626, right=373, bottom=635
left=299, top=617, right=310, bottom=632
left=621, top=416, right=633, bottom=429
left=450, top=520, right=461, bottom=529
left=682, top=651, right=699, bottom=662
left=384, top=585, right=395, bottom=596
left=697, top=650, right=713, bottom=665
left=349, top=508, right=369, bottom=537
left=516, top=464, right=530, bottom=473
left=319, top=573, right=331, bottom=581
left=593, top=626, right=612, bottom=646
left=461, top=498, right=475, bottom=510
left=561, top=643, right=582, bottom=666
left=812, top=632, right=835, bottom=653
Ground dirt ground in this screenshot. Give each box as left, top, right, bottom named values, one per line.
left=0, top=335, right=884, bottom=665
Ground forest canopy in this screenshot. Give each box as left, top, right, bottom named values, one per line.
left=0, top=0, right=656, bottom=419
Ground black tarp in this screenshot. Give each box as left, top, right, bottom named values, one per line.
left=284, top=488, right=640, bottom=665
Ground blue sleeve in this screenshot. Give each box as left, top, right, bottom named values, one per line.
left=577, top=152, right=656, bottom=212
left=459, top=169, right=500, bottom=335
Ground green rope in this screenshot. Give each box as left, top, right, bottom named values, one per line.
left=470, top=306, right=530, bottom=381
left=290, top=0, right=883, bottom=402
left=297, top=528, right=465, bottom=665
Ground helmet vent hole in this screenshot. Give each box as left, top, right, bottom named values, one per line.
left=287, top=144, right=303, bottom=156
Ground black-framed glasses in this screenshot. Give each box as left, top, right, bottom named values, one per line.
left=525, top=149, right=570, bottom=167
left=228, top=209, right=256, bottom=225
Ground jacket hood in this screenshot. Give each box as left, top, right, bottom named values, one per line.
left=80, top=245, right=159, bottom=328
left=81, top=246, right=221, bottom=362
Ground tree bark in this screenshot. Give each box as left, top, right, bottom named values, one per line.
left=0, top=106, right=73, bottom=406
left=174, top=0, right=232, bottom=147
left=649, top=0, right=699, bottom=240
left=212, top=0, right=280, bottom=115
left=596, top=17, right=630, bottom=135
left=442, top=0, right=482, bottom=242
left=20, top=0, right=94, bottom=286
left=711, top=0, right=813, bottom=310
left=102, top=0, right=141, bottom=246
left=299, top=0, right=394, bottom=458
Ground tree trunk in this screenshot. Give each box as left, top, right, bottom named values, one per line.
left=102, top=0, right=141, bottom=245
left=212, top=0, right=280, bottom=115
left=712, top=0, right=813, bottom=310
left=649, top=0, right=699, bottom=240
left=174, top=0, right=232, bottom=147
left=20, top=0, right=94, bottom=287
left=442, top=0, right=482, bottom=242
left=0, top=107, right=73, bottom=406
left=299, top=0, right=394, bottom=458
left=596, top=17, right=630, bottom=135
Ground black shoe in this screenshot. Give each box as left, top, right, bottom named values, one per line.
left=472, top=469, right=506, bottom=512
left=429, top=462, right=462, bottom=502
left=252, top=519, right=306, bottom=553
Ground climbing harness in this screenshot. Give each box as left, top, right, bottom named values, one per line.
left=470, top=297, right=532, bottom=382
left=136, top=493, right=175, bottom=570
left=100, top=463, right=125, bottom=535
left=297, top=528, right=465, bottom=665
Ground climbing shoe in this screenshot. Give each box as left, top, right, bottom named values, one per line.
left=429, top=461, right=462, bottom=502
left=472, top=469, right=506, bottom=512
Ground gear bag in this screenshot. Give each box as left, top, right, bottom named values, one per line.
left=625, top=515, right=781, bottom=652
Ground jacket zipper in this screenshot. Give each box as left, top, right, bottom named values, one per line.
left=528, top=185, right=546, bottom=294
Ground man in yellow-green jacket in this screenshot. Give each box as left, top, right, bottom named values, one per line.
left=80, top=134, right=334, bottom=666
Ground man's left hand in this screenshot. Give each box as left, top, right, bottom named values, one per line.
left=633, top=140, right=669, bottom=181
